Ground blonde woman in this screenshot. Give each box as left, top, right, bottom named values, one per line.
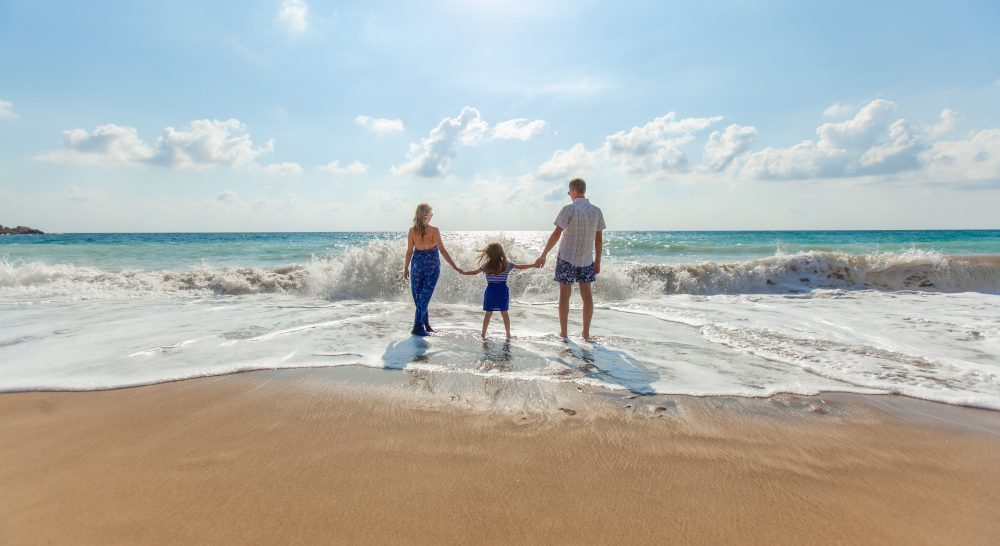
left=404, top=203, right=461, bottom=336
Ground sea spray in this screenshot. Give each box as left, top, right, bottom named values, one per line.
left=3, top=245, right=999, bottom=300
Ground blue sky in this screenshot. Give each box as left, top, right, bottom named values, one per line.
left=1, top=0, right=999, bottom=231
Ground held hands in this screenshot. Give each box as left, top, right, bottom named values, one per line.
left=533, top=255, right=547, bottom=268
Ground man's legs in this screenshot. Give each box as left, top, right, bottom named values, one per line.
left=579, top=282, right=594, bottom=340
left=558, top=283, right=572, bottom=338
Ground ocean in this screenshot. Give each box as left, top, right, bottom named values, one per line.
left=2, top=230, right=999, bottom=409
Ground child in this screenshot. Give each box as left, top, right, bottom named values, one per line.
left=462, top=242, right=537, bottom=339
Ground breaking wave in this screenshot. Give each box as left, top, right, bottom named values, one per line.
left=2, top=243, right=998, bottom=301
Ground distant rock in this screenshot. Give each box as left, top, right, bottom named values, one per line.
left=0, top=225, right=44, bottom=235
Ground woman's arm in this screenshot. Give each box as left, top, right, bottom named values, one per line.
left=433, top=228, right=461, bottom=271
left=404, top=228, right=415, bottom=279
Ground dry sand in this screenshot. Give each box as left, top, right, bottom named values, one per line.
left=1, top=368, right=998, bottom=545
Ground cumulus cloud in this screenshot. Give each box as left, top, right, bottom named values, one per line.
left=702, top=124, right=757, bottom=172
left=602, top=112, right=722, bottom=174
left=926, top=108, right=960, bottom=137
left=318, top=159, right=368, bottom=174
left=0, top=99, right=16, bottom=119
left=390, top=107, right=546, bottom=177
left=217, top=190, right=240, bottom=203
left=921, top=129, right=1000, bottom=182
left=740, top=99, right=999, bottom=183
left=355, top=115, right=404, bottom=135
left=537, top=143, right=598, bottom=180
left=36, top=124, right=154, bottom=166
left=493, top=118, right=546, bottom=141
left=822, top=102, right=855, bottom=118
left=391, top=107, right=489, bottom=177
left=277, top=0, right=308, bottom=32
left=263, top=162, right=303, bottom=176
left=150, top=119, right=274, bottom=170
left=36, top=119, right=277, bottom=170
left=858, top=119, right=922, bottom=173
left=743, top=99, right=915, bottom=179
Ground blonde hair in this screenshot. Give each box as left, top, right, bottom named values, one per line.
left=477, top=242, right=509, bottom=275
left=412, top=203, right=432, bottom=236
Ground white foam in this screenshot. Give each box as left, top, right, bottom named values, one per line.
left=3, top=247, right=998, bottom=303
left=2, top=288, right=997, bottom=410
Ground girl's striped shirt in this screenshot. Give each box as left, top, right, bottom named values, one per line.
left=484, top=262, right=514, bottom=284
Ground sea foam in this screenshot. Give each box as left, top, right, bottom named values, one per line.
left=3, top=244, right=998, bottom=301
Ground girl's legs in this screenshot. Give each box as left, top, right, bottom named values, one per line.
left=500, top=311, right=510, bottom=339
left=481, top=312, right=493, bottom=338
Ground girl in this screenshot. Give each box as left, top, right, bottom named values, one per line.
left=404, top=203, right=461, bottom=336
left=462, top=242, right=537, bottom=339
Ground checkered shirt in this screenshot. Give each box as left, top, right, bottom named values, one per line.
left=554, top=198, right=606, bottom=267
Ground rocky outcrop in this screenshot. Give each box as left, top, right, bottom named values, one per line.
left=0, top=225, right=44, bottom=235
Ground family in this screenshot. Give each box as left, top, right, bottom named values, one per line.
left=403, top=178, right=606, bottom=340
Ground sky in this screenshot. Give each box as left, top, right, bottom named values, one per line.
left=1, top=0, right=999, bottom=232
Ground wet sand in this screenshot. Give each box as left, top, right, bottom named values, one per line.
left=1, top=368, right=998, bottom=545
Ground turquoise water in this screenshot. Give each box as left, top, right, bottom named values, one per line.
left=2, top=230, right=998, bottom=270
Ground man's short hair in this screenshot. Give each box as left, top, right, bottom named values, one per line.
left=568, top=178, right=586, bottom=194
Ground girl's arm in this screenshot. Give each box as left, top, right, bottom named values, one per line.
left=404, top=228, right=414, bottom=279
left=460, top=268, right=481, bottom=276
left=512, top=263, right=535, bottom=270
left=433, top=228, right=461, bottom=272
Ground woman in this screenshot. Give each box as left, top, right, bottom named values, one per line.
left=404, top=203, right=461, bottom=336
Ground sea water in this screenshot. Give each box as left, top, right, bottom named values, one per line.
left=1, top=231, right=999, bottom=409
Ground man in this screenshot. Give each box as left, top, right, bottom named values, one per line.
left=534, top=178, right=606, bottom=340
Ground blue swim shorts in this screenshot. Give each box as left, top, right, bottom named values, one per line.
left=554, top=258, right=596, bottom=284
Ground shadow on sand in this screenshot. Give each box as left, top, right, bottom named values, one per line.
left=559, top=339, right=659, bottom=395
left=380, top=336, right=438, bottom=370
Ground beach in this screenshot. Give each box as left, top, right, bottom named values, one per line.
left=2, top=367, right=998, bottom=545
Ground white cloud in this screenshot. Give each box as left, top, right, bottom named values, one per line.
left=744, top=99, right=903, bottom=179
left=318, top=159, right=368, bottom=174
left=822, top=102, right=855, bottom=118
left=391, top=106, right=488, bottom=177
left=740, top=100, right=999, bottom=182
left=355, top=115, right=404, bottom=135
left=602, top=112, right=721, bottom=174
left=537, top=143, right=598, bottom=180
left=37, top=119, right=276, bottom=170
left=702, top=124, right=757, bottom=172
left=815, top=99, right=897, bottom=150
left=493, top=118, right=546, bottom=141
left=217, top=190, right=240, bottom=203
left=263, top=162, right=303, bottom=176
left=151, top=119, right=274, bottom=170
left=926, top=108, right=960, bottom=137
left=277, top=0, right=308, bottom=33
left=0, top=99, right=16, bottom=119
left=921, top=129, right=1000, bottom=182
left=36, top=124, right=154, bottom=166
left=858, top=119, right=923, bottom=173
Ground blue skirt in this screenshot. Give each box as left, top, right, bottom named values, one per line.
left=483, top=283, right=510, bottom=311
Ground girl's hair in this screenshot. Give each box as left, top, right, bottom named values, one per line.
left=412, top=203, right=432, bottom=236
left=477, top=242, right=509, bottom=275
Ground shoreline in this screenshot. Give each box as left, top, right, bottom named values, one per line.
left=2, top=367, right=998, bottom=544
